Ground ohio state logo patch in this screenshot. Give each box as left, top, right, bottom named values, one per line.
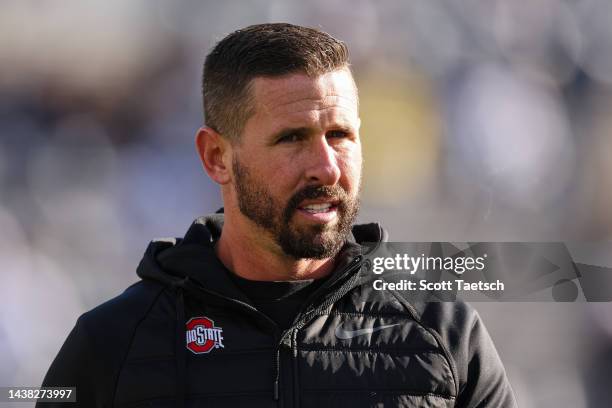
left=185, top=316, right=225, bottom=354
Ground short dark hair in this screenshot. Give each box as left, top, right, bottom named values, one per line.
left=202, top=23, right=351, bottom=140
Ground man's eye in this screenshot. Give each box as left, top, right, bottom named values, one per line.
left=327, top=130, right=349, bottom=139
left=278, top=133, right=302, bottom=143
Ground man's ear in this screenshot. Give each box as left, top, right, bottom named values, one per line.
left=195, top=126, right=232, bottom=185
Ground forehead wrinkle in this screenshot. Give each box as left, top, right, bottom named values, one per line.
left=270, top=107, right=357, bottom=135
left=260, top=94, right=358, bottom=119
left=269, top=93, right=357, bottom=109
left=275, top=107, right=358, bottom=127
left=253, top=76, right=358, bottom=115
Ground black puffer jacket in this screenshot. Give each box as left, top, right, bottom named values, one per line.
left=39, top=214, right=516, bottom=407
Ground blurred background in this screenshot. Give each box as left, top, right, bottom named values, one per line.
left=1, top=0, right=611, bottom=407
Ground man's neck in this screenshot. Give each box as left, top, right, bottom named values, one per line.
left=215, top=213, right=336, bottom=282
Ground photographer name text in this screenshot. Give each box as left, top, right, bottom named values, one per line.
left=373, top=279, right=504, bottom=292
left=370, top=253, right=504, bottom=292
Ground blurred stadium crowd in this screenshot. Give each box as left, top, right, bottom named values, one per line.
left=1, top=1, right=611, bottom=407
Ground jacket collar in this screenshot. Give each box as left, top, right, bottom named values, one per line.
left=138, top=213, right=385, bottom=304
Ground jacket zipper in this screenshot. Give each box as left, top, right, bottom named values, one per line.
left=292, top=329, right=299, bottom=408
left=273, top=348, right=280, bottom=400
left=290, top=255, right=363, bottom=331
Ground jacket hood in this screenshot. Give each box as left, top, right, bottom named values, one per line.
left=136, top=213, right=386, bottom=299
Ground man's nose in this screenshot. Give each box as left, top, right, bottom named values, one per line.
left=304, top=136, right=341, bottom=186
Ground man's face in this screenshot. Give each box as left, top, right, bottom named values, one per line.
left=231, top=69, right=362, bottom=259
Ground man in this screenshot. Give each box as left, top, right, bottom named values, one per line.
left=39, top=23, right=516, bottom=407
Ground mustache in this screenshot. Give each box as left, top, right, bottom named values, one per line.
left=285, top=185, right=349, bottom=215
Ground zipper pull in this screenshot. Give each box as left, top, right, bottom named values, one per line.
left=273, top=379, right=279, bottom=401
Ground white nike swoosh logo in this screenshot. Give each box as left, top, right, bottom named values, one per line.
left=335, top=323, right=400, bottom=339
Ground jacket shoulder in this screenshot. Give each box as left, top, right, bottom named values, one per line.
left=80, top=279, right=166, bottom=331
left=412, top=300, right=517, bottom=407
left=39, top=280, right=167, bottom=408
left=77, top=279, right=168, bottom=373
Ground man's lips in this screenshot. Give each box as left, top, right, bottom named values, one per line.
left=296, top=199, right=340, bottom=223
left=297, top=199, right=340, bottom=211
left=296, top=206, right=338, bottom=223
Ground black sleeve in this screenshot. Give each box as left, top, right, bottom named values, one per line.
left=454, top=311, right=517, bottom=408
left=37, top=317, right=99, bottom=408
left=418, top=302, right=517, bottom=408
